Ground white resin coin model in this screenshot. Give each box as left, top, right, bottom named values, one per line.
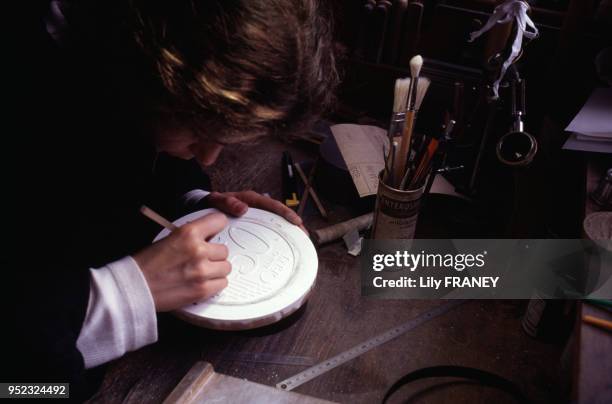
left=154, top=208, right=318, bottom=330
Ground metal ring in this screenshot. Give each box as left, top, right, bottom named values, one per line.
left=496, top=130, right=538, bottom=167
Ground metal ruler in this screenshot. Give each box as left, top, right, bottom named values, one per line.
left=276, top=300, right=466, bottom=391
left=213, top=351, right=315, bottom=367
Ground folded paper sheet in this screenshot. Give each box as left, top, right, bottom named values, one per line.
left=331, top=124, right=389, bottom=197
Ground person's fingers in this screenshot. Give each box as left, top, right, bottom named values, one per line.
left=186, top=259, right=231, bottom=281
left=236, top=191, right=302, bottom=226
left=135, top=236, right=186, bottom=276
left=201, top=242, right=229, bottom=261
left=152, top=277, right=229, bottom=312
left=206, top=192, right=248, bottom=217
left=190, top=277, right=229, bottom=301
left=179, top=212, right=228, bottom=241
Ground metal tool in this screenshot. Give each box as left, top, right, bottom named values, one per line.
left=276, top=300, right=466, bottom=391
left=496, top=75, right=537, bottom=166
left=212, top=351, right=316, bottom=367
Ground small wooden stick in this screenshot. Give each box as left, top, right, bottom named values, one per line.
left=583, top=315, right=612, bottom=333
left=297, top=159, right=319, bottom=218
left=140, top=205, right=178, bottom=231
left=294, top=162, right=328, bottom=220
left=297, top=186, right=311, bottom=218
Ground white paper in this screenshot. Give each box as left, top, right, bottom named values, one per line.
left=576, top=133, right=612, bottom=142
left=563, top=133, right=612, bottom=153
left=563, top=87, right=612, bottom=153
left=331, top=124, right=389, bottom=197
left=565, top=88, right=612, bottom=137
left=566, top=87, right=612, bottom=136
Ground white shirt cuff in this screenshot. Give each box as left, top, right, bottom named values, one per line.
left=77, top=256, right=158, bottom=368
left=181, top=189, right=210, bottom=207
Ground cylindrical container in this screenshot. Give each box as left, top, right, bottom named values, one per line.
left=371, top=171, right=427, bottom=239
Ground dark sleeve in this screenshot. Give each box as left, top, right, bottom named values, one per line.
left=146, top=153, right=213, bottom=220
left=3, top=160, right=105, bottom=401
left=4, top=268, right=101, bottom=401
left=2, top=4, right=104, bottom=399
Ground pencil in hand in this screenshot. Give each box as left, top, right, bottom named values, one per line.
left=140, top=205, right=178, bottom=231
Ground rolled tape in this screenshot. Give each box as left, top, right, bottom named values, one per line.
left=153, top=208, right=318, bottom=330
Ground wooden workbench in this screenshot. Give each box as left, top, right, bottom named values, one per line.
left=575, top=156, right=612, bottom=403
left=87, top=139, right=567, bottom=403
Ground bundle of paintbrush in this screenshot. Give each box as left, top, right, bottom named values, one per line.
left=383, top=55, right=431, bottom=190
left=406, top=120, right=456, bottom=190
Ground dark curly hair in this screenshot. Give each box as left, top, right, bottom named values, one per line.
left=123, top=0, right=338, bottom=144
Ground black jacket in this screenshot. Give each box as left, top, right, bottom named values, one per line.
left=3, top=3, right=211, bottom=400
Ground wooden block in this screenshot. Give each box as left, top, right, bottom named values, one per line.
left=163, top=362, right=215, bottom=404
left=164, top=362, right=337, bottom=404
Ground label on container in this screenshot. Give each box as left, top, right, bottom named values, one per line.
left=372, top=183, right=424, bottom=239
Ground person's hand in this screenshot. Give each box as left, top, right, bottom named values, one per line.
left=133, top=213, right=230, bottom=312
left=204, top=191, right=307, bottom=232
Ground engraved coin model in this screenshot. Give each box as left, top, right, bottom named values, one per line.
left=154, top=208, right=318, bottom=330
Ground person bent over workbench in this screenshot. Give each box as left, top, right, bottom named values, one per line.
left=4, top=0, right=337, bottom=400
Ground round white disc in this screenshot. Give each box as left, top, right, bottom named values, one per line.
left=153, top=208, right=318, bottom=330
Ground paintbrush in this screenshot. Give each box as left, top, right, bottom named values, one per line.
left=384, top=78, right=410, bottom=183
left=404, top=136, right=438, bottom=189
left=407, top=55, right=424, bottom=110
left=388, top=140, right=399, bottom=186
left=404, top=120, right=456, bottom=190
left=393, top=55, right=430, bottom=187
left=389, top=77, right=411, bottom=143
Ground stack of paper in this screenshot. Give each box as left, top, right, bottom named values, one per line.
left=563, top=87, right=612, bottom=153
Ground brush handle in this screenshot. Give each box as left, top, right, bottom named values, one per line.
left=409, top=138, right=439, bottom=189
left=408, top=76, right=420, bottom=110
left=394, top=110, right=416, bottom=186
left=386, top=139, right=399, bottom=185
left=583, top=315, right=612, bottom=332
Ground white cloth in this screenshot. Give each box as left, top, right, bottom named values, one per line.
left=76, top=256, right=157, bottom=368
left=468, top=0, right=539, bottom=98
left=181, top=189, right=210, bottom=208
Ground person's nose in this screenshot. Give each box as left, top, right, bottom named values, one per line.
left=190, top=142, right=223, bottom=167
